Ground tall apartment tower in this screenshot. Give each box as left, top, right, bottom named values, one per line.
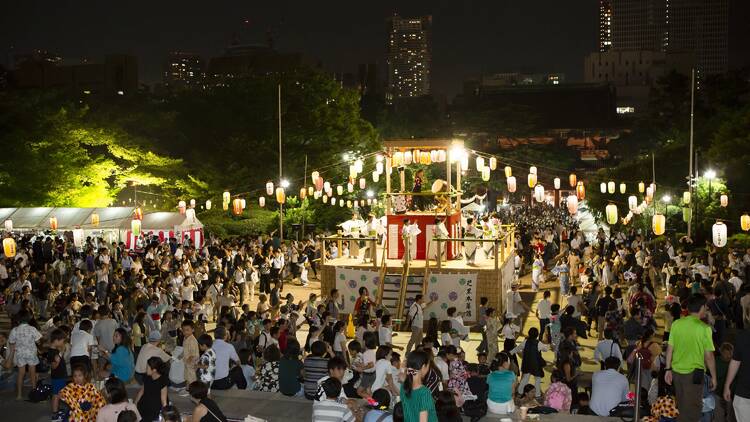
left=599, top=0, right=613, bottom=51
left=386, top=14, right=432, bottom=102
left=610, top=0, right=667, bottom=51
left=163, top=52, right=205, bottom=89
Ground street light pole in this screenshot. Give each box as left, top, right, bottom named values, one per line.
left=278, top=83, right=284, bottom=243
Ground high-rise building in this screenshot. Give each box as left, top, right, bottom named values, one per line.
left=163, top=52, right=205, bottom=89
left=610, top=0, right=667, bottom=52
left=386, top=14, right=432, bottom=102
left=9, top=54, right=138, bottom=94
left=599, top=0, right=613, bottom=51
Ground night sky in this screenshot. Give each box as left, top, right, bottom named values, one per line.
left=2, top=1, right=598, bottom=98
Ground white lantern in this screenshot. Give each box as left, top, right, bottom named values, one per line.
left=554, top=177, right=561, bottom=190
left=606, top=203, right=618, bottom=225
left=683, top=191, right=691, bottom=205
left=178, top=200, right=186, bottom=214
left=131, top=219, right=142, bottom=237
left=189, top=199, right=195, bottom=208
left=349, top=165, right=357, bottom=179
left=628, top=195, right=638, bottom=212
left=339, top=199, right=344, bottom=207
left=504, top=166, right=512, bottom=178
left=460, top=154, right=469, bottom=171
left=376, top=154, right=384, bottom=162
left=315, top=190, right=321, bottom=199
left=359, top=178, right=366, bottom=189
left=354, top=159, right=363, bottom=173
left=3, top=220, right=11, bottom=232
left=367, top=199, right=372, bottom=206
left=373, top=171, right=380, bottom=182
left=353, top=200, right=359, bottom=208
left=741, top=214, right=750, bottom=231
left=650, top=183, right=656, bottom=194
left=476, top=157, right=485, bottom=171
left=507, top=176, right=517, bottom=193
left=223, top=191, right=230, bottom=203
left=299, top=188, right=307, bottom=200
left=482, top=167, right=490, bottom=181
left=566, top=195, right=578, bottom=215
left=404, top=150, right=413, bottom=164
left=638, top=182, right=645, bottom=193
left=330, top=198, right=337, bottom=207
left=437, top=150, right=447, bottom=162
left=205, top=200, right=212, bottom=210
left=528, top=173, right=537, bottom=189
left=607, top=181, right=615, bottom=194
left=720, top=194, right=728, bottom=207
left=489, top=157, right=497, bottom=170
left=376, top=162, right=384, bottom=174
left=712, top=221, right=727, bottom=247
left=347, top=183, right=354, bottom=193
left=322, top=195, right=328, bottom=204
left=529, top=166, right=537, bottom=175
left=311, top=171, right=320, bottom=184
left=600, top=182, right=607, bottom=193
left=619, top=183, right=626, bottom=194
left=240, top=198, right=246, bottom=209
left=534, top=184, right=545, bottom=202
left=259, top=197, right=266, bottom=207
left=337, top=185, right=344, bottom=196
left=266, top=181, right=274, bottom=196
left=73, top=228, right=85, bottom=248
left=324, top=181, right=331, bottom=192
left=186, top=208, right=196, bottom=223
left=393, top=151, right=404, bottom=166
left=308, top=186, right=315, bottom=197
left=646, top=186, right=654, bottom=200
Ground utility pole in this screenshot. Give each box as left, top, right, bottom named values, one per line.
left=687, top=68, right=695, bottom=239
left=278, top=84, right=284, bottom=242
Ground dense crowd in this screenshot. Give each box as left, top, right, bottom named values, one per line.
left=0, top=213, right=749, bottom=422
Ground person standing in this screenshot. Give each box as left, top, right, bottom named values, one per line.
left=405, top=294, right=434, bottom=354
left=536, top=290, right=553, bottom=337
left=182, top=320, right=199, bottom=387
left=665, top=294, right=717, bottom=422
left=724, top=329, right=750, bottom=422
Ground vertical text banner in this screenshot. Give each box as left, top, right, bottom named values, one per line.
left=422, top=273, right=478, bottom=322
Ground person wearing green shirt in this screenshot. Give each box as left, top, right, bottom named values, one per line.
left=665, top=294, right=717, bottom=422
left=487, top=352, right=517, bottom=414
left=399, top=350, right=438, bottom=422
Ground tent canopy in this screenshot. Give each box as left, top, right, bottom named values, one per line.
left=1, top=207, right=201, bottom=230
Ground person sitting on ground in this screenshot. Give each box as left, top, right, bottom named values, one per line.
left=187, top=381, right=229, bottom=422
left=312, top=377, right=355, bottom=422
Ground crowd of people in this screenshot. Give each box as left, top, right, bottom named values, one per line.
left=0, top=208, right=749, bottom=422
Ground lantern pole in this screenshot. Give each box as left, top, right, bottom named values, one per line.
left=687, top=68, right=695, bottom=240
left=302, top=154, right=307, bottom=240
left=278, top=83, right=284, bottom=243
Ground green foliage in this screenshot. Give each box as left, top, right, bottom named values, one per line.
left=729, top=233, right=750, bottom=250
left=198, top=207, right=278, bottom=238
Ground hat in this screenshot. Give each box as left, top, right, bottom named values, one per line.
left=148, top=331, right=162, bottom=342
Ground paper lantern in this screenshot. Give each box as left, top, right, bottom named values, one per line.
left=241, top=198, right=246, bottom=209
left=324, top=181, right=331, bottom=192
left=404, top=150, right=413, bottom=165
left=223, top=201, right=229, bottom=211
left=489, top=157, right=497, bottom=170
left=600, top=182, right=607, bottom=193
left=185, top=208, right=196, bottom=223
left=72, top=228, right=84, bottom=248
left=50, top=216, right=58, bottom=231
left=322, top=195, right=328, bottom=204
left=264, top=181, right=273, bottom=196
left=430, top=150, right=439, bottom=163
left=628, top=195, right=638, bottom=212
left=372, top=171, right=380, bottom=182
left=504, top=166, right=512, bottom=178
left=646, top=186, right=654, bottom=201
left=223, top=191, right=230, bottom=203
left=682, top=191, right=691, bottom=205
left=349, top=165, right=357, bottom=179
left=311, top=171, right=320, bottom=184
left=190, top=199, right=196, bottom=208
left=476, top=157, right=485, bottom=171
left=606, top=203, right=618, bottom=225
left=650, top=183, right=656, bottom=194
left=528, top=173, right=537, bottom=189
left=460, top=154, right=469, bottom=171
left=354, top=159, right=364, bottom=173
left=607, top=181, right=615, bottom=194
left=315, top=177, right=324, bottom=192
left=308, top=186, right=314, bottom=197
left=652, top=213, right=666, bottom=236
left=576, top=182, right=585, bottom=200
left=276, top=187, right=286, bottom=204
left=567, top=195, right=578, bottom=215
left=337, top=185, right=344, bottom=196
left=619, top=183, right=626, bottom=194
left=638, top=182, right=645, bottom=193
left=393, top=151, right=404, bottom=166
left=3, top=220, right=12, bottom=232
left=90, top=213, right=99, bottom=227
left=534, top=184, right=545, bottom=202
left=741, top=214, right=750, bottom=231
left=299, top=188, right=307, bottom=199
left=376, top=162, right=384, bottom=174
left=683, top=207, right=692, bottom=223
left=354, top=200, right=359, bottom=208
left=3, top=237, right=16, bottom=257
left=131, top=219, right=142, bottom=237
left=330, top=198, right=337, bottom=207
left=437, top=150, right=447, bottom=162
left=421, top=151, right=431, bottom=165
left=134, top=207, right=143, bottom=220
left=232, top=198, right=243, bottom=215
left=720, top=194, right=728, bottom=207
left=569, top=174, right=577, bottom=188
left=529, top=166, right=537, bottom=175
left=178, top=200, right=187, bottom=214
left=482, top=167, right=490, bottom=181
left=507, top=176, right=517, bottom=193
left=713, top=222, right=727, bottom=247
left=367, top=199, right=372, bottom=205
left=347, top=183, right=354, bottom=193
left=359, top=178, right=366, bottom=189
left=554, top=177, right=561, bottom=190
left=339, top=199, right=344, bottom=207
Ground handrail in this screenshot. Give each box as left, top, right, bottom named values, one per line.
left=376, top=246, right=388, bottom=305
left=395, top=237, right=411, bottom=322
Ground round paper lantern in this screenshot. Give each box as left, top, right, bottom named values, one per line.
left=554, top=177, right=561, bottom=190
left=347, top=183, right=354, bottom=193
left=507, top=176, right=517, bottom=193
left=393, top=151, right=404, bottom=166
left=683, top=191, right=691, bottom=205
left=90, top=213, right=99, bottom=227
left=528, top=173, right=537, bottom=189
left=567, top=195, right=578, bottom=215
left=569, top=174, right=577, bottom=188
left=311, top=171, right=320, bottom=184
left=134, top=207, right=143, bottom=220
left=606, top=203, right=618, bottom=225
left=185, top=208, right=196, bottom=223
left=266, top=181, right=274, bottom=196
left=529, top=166, right=537, bottom=175
left=741, top=214, right=750, bottom=231
left=72, top=228, right=84, bottom=248
left=50, top=216, right=58, bottom=231
left=3, top=237, right=17, bottom=257
left=372, top=171, right=380, bottom=182
left=638, top=182, right=645, bottom=193
left=223, top=191, right=230, bottom=203
left=534, top=184, right=545, bottom=202
left=276, top=187, right=286, bottom=204
left=178, top=200, right=186, bottom=214
left=482, top=167, right=490, bottom=181
left=359, top=178, right=366, bottom=189
left=576, top=182, right=585, bottom=200
left=628, top=195, right=638, bottom=212
left=4, top=219, right=12, bottom=232
left=476, top=157, right=485, bottom=171
left=489, top=157, right=497, bottom=170
left=713, top=221, right=727, bottom=247
left=131, top=219, right=142, bottom=237
left=683, top=207, right=692, bottom=223
left=720, top=194, right=728, bottom=207
left=600, top=182, right=607, bottom=194
left=299, top=187, right=307, bottom=199
left=404, top=150, right=413, bottom=165
left=504, top=166, right=512, bottom=178
left=232, top=198, right=243, bottom=215
left=619, top=183, right=626, bottom=194
left=607, top=181, right=615, bottom=194
left=337, top=185, right=344, bottom=196
left=652, top=213, right=666, bottom=236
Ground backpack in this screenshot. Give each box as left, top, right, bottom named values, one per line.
left=27, top=380, right=52, bottom=402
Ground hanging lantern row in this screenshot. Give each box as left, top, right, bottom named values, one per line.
left=392, top=149, right=447, bottom=167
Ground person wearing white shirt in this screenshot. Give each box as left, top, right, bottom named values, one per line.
left=371, top=347, right=398, bottom=396
left=70, top=319, right=97, bottom=370
left=210, top=327, right=240, bottom=390
left=590, top=358, right=630, bottom=416
left=401, top=219, right=420, bottom=264
left=536, top=290, right=553, bottom=336
left=377, top=315, right=403, bottom=351
left=234, top=265, right=247, bottom=304
left=593, top=330, right=623, bottom=369
left=405, top=294, right=434, bottom=353
left=728, top=270, right=743, bottom=293
left=448, top=307, right=469, bottom=349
